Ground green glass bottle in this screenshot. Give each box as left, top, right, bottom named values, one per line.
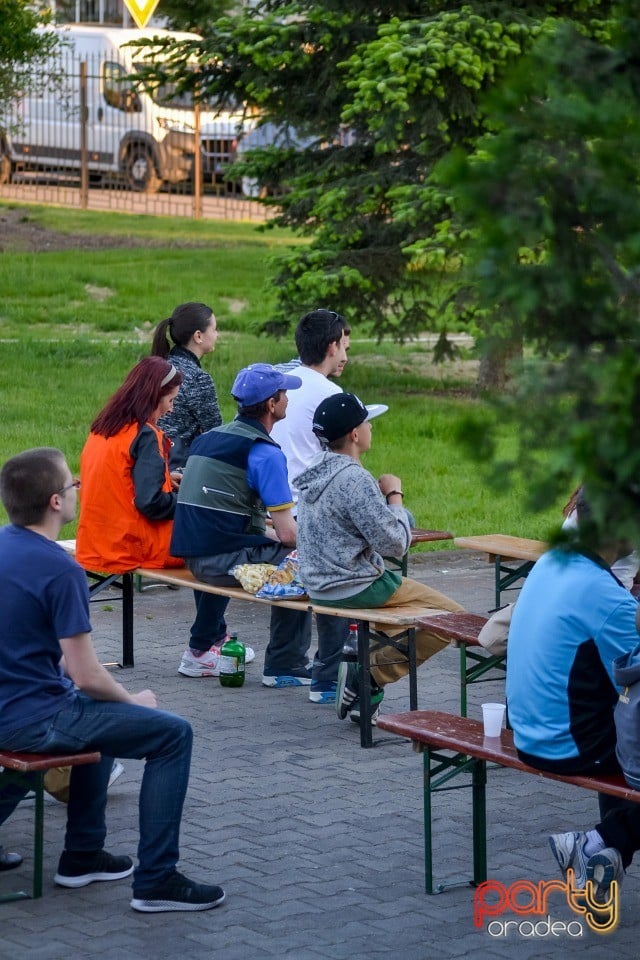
left=219, top=635, right=246, bottom=687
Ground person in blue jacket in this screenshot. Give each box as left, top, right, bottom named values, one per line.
left=507, top=490, right=640, bottom=906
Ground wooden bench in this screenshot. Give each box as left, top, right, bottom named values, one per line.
left=454, top=535, right=547, bottom=607
left=0, top=748, right=101, bottom=901
left=59, top=533, right=453, bottom=749
left=417, top=612, right=506, bottom=716
left=376, top=710, right=640, bottom=894
left=139, top=568, right=437, bottom=749
left=60, top=528, right=451, bottom=669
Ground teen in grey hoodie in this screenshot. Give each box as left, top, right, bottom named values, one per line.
left=296, top=393, right=463, bottom=711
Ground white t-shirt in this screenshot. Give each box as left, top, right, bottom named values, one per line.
left=271, top=365, right=342, bottom=507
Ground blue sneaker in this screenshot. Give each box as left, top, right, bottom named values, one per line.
left=309, top=683, right=337, bottom=704
left=587, top=847, right=624, bottom=904
left=261, top=666, right=312, bottom=687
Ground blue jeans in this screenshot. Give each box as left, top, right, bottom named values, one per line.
left=0, top=693, right=193, bottom=895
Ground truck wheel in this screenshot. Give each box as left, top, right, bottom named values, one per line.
left=0, top=148, right=12, bottom=185
left=125, top=144, right=162, bottom=193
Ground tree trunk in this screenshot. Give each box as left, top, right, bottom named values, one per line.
left=475, top=338, right=523, bottom=392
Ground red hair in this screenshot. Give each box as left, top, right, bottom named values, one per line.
left=91, top=357, right=183, bottom=438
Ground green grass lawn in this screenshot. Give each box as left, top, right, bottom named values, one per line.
left=0, top=202, right=564, bottom=541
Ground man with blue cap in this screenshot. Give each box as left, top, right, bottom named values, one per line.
left=171, top=363, right=314, bottom=685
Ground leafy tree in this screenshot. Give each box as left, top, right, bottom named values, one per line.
left=441, top=0, right=640, bottom=541
left=159, top=0, right=233, bottom=34
left=0, top=0, right=57, bottom=109
left=140, top=1, right=616, bottom=360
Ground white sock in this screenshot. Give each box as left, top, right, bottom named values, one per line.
left=584, top=829, right=605, bottom=856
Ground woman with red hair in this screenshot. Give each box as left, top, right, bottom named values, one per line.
left=76, top=356, right=185, bottom=573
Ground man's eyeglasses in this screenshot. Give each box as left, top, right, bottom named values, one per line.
left=59, top=479, right=81, bottom=494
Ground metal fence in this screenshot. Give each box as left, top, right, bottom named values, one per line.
left=0, top=49, right=267, bottom=222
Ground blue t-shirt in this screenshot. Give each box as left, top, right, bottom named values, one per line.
left=246, top=442, right=294, bottom=512
left=506, top=549, right=639, bottom=763
left=0, top=525, right=92, bottom=737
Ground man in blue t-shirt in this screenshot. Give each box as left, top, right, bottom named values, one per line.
left=0, top=447, right=226, bottom=913
left=507, top=493, right=640, bottom=906
left=170, top=363, right=313, bottom=687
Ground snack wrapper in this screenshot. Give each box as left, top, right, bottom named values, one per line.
left=255, top=551, right=308, bottom=600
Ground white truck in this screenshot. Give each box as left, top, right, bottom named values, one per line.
left=0, top=24, right=243, bottom=192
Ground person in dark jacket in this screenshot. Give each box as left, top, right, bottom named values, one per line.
left=151, top=302, right=222, bottom=468
left=171, top=363, right=307, bottom=684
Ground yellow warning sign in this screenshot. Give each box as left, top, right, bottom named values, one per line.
left=123, top=0, right=161, bottom=29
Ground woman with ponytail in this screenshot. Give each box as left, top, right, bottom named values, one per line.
left=151, top=302, right=221, bottom=467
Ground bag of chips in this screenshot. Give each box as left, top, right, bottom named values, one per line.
left=231, top=563, right=278, bottom=595
left=256, top=551, right=307, bottom=600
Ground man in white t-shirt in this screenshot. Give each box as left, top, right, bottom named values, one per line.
left=272, top=309, right=351, bottom=705
left=273, top=310, right=350, bottom=506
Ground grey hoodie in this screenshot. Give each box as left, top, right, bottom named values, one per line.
left=296, top=451, right=411, bottom=602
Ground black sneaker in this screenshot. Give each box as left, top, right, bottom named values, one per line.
left=54, top=849, right=134, bottom=888
left=130, top=871, right=226, bottom=913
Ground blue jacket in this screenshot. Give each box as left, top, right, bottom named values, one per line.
left=170, top=417, right=280, bottom=558
left=506, top=549, right=639, bottom=768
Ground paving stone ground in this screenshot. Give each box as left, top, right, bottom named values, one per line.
left=1, top=549, right=637, bottom=959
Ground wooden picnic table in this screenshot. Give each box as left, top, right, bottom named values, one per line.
left=454, top=534, right=547, bottom=607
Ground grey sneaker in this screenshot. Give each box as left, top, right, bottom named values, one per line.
left=587, top=847, right=624, bottom=904
left=549, top=831, right=591, bottom=889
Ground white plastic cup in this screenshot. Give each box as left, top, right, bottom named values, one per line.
left=482, top=702, right=506, bottom=738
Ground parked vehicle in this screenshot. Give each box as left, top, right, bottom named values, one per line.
left=0, top=24, right=243, bottom=193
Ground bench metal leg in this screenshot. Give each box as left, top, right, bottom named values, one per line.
left=458, top=647, right=507, bottom=717
left=0, top=770, right=44, bottom=902
left=472, top=758, right=488, bottom=886
left=422, top=746, right=487, bottom=894
left=424, top=745, right=435, bottom=894
left=407, top=626, right=417, bottom=711
left=459, top=647, right=468, bottom=717
left=33, top=773, right=45, bottom=898
left=85, top=571, right=135, bottom=669
left=494, top=555, right=534, bottom=608
left=357, top=621, right=373, bottom=749
left=356, top=622, right=418, bottom=749
left=122, top=572, right=134, bottom=668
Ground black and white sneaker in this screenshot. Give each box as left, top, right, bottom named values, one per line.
left=336, top=660, right=359, bottom=719
left=55, top=849, right=134, bottom=887
left=349, top=694, right=384, bottom=726
left=131, top=871, right=226, bottom=913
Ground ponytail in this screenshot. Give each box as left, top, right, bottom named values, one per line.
left=151, top=317, right=172, bottom=358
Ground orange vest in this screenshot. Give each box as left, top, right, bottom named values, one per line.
left=76, top=422, right=184, bottom=573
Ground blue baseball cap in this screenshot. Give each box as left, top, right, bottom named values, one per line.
left=231, top=363, right=302, bottom=405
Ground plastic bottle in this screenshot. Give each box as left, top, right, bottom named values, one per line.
left=342, top=623, right=359, bottom=662
left=219, top=635, right=246, bottom=687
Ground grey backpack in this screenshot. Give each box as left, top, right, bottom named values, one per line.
left=613, top=646, right=640, bottom=790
